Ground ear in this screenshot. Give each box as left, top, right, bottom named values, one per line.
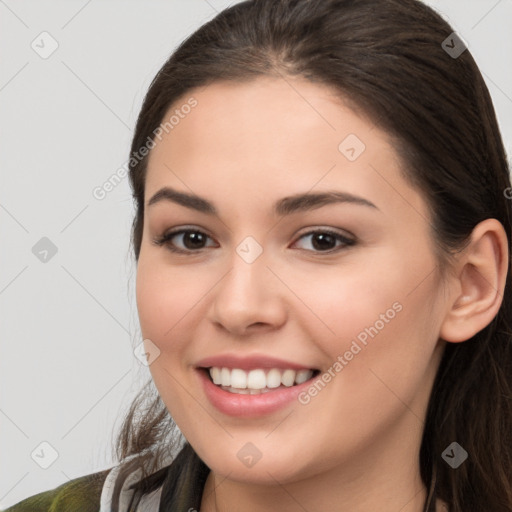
left=440, top=218, right=509, bottom=343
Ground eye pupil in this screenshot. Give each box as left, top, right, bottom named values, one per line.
left=184, top=231, right=206, bottom=249
left=312, top=233, right=336, bottom=251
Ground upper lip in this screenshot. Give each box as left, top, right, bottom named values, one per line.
left=195, top=353, right=317, bottom=371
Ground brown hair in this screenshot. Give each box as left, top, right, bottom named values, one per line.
left=111, top=0, right=512, bottom=510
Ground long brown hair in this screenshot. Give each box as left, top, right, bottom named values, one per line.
left=111, top=1, right=512, bottom=510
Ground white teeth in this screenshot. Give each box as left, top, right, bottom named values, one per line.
left=221, top=367, right=231, bottom=386
left=230, top=369, right=247, bottom=389
left=295, top=369, right=312, bottom=385
left=247, top=369, right=266, bottom=389
left=281, top=369, right=296, bottom=387
left=266, top=368, right=282, bottom=388
left=208, top=367, right=314, bottom=391
left=211, top=367, right=222, bottom=385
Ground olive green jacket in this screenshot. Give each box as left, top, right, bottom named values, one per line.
left=2, top=468, right=111, bottom=512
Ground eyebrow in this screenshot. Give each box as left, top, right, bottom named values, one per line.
left=147, top=186, right=379, bottom=216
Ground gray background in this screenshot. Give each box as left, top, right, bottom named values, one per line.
left=1, top=0, right=511, bottom=508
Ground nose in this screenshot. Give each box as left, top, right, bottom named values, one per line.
left=206, top=248, right=287, bottom=337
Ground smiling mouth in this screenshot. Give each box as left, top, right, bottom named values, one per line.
left=199, top=367, right=321, bottom=395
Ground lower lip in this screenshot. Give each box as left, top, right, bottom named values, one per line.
left=197, top=368, right=316, bottom=417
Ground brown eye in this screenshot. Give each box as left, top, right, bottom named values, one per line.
left=153, top=229, right=216, bottom=253
left=178, top=231, right=208, bottom=250
left=152, top=227, right=355, bottom=255
left=293, top=229, right=355, bottom=253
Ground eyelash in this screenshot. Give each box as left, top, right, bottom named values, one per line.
left=152, top=227, right=356, bottom=255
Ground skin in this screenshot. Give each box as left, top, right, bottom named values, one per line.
left=135, top=76, right=508, bottom=512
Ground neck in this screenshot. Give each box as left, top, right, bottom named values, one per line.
left=201, top=467, right=429, bottom=512
left=200, top=414, right=431, bottom=512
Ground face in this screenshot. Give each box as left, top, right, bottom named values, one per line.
left=136, top=76, right=448, bottom=485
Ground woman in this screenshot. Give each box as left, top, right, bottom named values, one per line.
left=5, top=0, right=511, bottom=510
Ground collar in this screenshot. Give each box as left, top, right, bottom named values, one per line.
left=99, top=448, right=176, bottom=512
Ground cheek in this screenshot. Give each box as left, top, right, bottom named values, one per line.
left=135, top=258, right=204, bottom=343
left=286, top=249, right=439, bottom=386
left=135, top=261, right=201, bottom=419
left=306, top=262, right=440, bottom=421
left=278, top=256, right=405, bottom=348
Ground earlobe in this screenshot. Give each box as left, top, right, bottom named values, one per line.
left=439, top=218, right=509, bottom=343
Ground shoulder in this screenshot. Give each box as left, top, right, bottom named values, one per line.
left=2, top=468, right=112, bottom=512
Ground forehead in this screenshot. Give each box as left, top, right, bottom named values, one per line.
left=148, top=76, right=381, bottom=165
left=144, top=77, right=428, bottom=222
